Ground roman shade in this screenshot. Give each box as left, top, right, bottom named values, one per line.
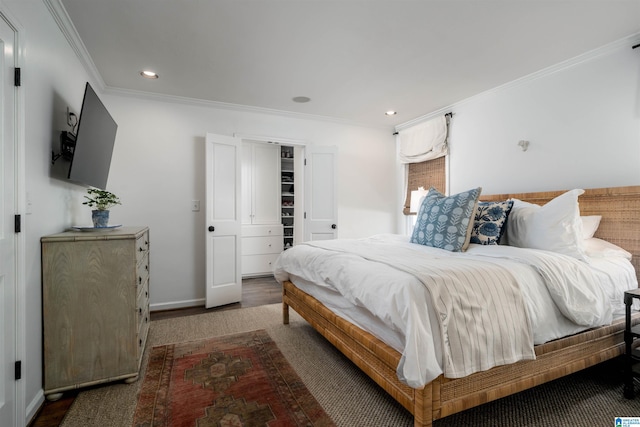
left=398, top=115, right=448, bottom=163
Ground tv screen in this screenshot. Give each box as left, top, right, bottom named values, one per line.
left=67, top=82, right=118, bottom=190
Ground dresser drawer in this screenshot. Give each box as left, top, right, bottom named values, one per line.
left=137, top=279, right=149, bottom=323
left=242, top=225, right=283, bottom=238
left=137, top=253, right=149, bottom=291
left=242, top=236, right=283, bottom=255
left=135, top=231, right=150, bottom=264
left=137, top=306, right=150, bottom=360
left=242, top=254, right=280, bottom=275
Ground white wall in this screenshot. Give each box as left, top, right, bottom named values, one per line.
left=100, top=94, right=397, bottom=310
left=445, top=42, right=640, bottom=195
left=4, top=0, right=101, bottom=423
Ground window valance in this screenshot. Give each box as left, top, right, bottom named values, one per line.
left=398, top=115, right=448, bottom=164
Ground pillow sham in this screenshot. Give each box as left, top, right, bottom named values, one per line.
left=581, top=215, right=602, bottom=239
left=411, top=187, right=482, bottom=252
left=470, top=200, right=514, bottom=245
left=506, top=189, right=589, bottom=262
left=584, top=237, right=632, bottom=260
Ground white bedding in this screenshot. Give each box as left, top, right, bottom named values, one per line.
left=273, top=234, right=637, bottom=388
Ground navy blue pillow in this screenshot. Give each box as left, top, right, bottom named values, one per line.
left=470, top=200, right=514, bottom=245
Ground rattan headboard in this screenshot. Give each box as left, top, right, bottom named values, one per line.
left=482, top=186, right=640, bottom=283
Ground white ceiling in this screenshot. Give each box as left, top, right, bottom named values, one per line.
left=57, top=0, right=640, bottom=128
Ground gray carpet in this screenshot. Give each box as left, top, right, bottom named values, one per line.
left=60, top=303, right=640, bottom=426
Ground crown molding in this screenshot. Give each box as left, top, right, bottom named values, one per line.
left=395, top=32, right=640, bottom=132
left=44, top=0, right=106, bottom=91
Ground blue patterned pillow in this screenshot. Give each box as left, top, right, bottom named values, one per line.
left=469, top=200, right=514, bottom=245
left=410, top=187, right=482, bottom=252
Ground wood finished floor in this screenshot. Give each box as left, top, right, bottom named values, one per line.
left=28, top=276, right=281, bottom=427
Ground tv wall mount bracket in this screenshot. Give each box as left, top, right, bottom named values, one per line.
left=52, top=108, right=78, bottom=165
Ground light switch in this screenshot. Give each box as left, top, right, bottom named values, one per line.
left=191, top=200, right=200, bottom=212
left=26, top=192, right=33, bottom=215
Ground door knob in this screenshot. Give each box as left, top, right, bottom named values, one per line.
left=331, top=224, right=337, bottom=229
left=208, top=226, right=215, bottom=232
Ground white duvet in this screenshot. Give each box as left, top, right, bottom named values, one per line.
left=273, top=234, right=637, bottom=388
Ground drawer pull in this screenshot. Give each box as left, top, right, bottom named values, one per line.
left=139, top=307, right=142, bottom=315
left=139, top=338, right=142, bottom=347
left=139, top=277, right=142, bottom=284
left=145, top=291, right=148, bottom=297
left=138, top=247, right=144, bottom=252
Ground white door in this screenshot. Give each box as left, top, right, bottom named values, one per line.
left=304, top=146, right=338, bottom=241
left=0, top=12, right=17, bottom=427
left=205, top=133, right=242, bottom=308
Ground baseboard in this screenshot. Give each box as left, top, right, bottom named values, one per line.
left=25, top=389, right=45, bottom=426
left=150, top=298, right=205, bottom=312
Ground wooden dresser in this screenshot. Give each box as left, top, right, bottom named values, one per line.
left=41, top=226, right=150, bottom=401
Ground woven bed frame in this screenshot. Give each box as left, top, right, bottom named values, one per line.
left=282, top=185, right=640, bottom=426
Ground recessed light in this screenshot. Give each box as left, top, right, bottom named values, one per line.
left=385, top=111, right=397, bottom=116
left=292, top=96, right=311, bottom=103
left=140, top=70, right=159, bottom=79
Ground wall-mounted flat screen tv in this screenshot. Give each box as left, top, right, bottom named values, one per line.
left=67, top=82, right=118, bottom=190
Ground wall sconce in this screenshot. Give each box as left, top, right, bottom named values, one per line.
left=410, top=187, right=429, bottom=214
left=518, top=140, right=530, bottom=151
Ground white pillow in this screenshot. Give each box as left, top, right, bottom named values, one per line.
left=584, top=237, right=632, bottom=260
left=506, top=189, right=588, bottom=261
left=581, top=215, right=602, bottom=239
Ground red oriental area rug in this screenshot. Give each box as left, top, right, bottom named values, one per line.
left=133, top=330, right=334, bottom=427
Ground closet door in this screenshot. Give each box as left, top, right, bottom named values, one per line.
left=205, top=133, right=242, bottom=308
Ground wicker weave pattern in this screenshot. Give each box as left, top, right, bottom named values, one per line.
left=284, top=185, right=640, bottom=427
left=403, top=157, right=446, bottom=215
left=283, top=284, right=414, bottom=410
left=437, top=326, right=629, bottom=414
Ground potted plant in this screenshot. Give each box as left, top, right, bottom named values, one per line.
left=82, top=188, right=121, bottom=228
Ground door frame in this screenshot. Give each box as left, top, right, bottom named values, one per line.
left=234, top=134, right=307, bottom=148
left=0, top=4, right=25, bottom=425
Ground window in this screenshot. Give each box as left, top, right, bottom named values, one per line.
left=403, top=156, right=446, bottom=215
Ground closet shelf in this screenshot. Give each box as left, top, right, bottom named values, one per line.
left=281, top=145, right=296, bottom=250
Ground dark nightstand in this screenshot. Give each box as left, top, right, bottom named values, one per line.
left=624, top=288, right=640, bottom=398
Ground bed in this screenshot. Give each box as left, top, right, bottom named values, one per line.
left=276, top=185, right=640, bottom=427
